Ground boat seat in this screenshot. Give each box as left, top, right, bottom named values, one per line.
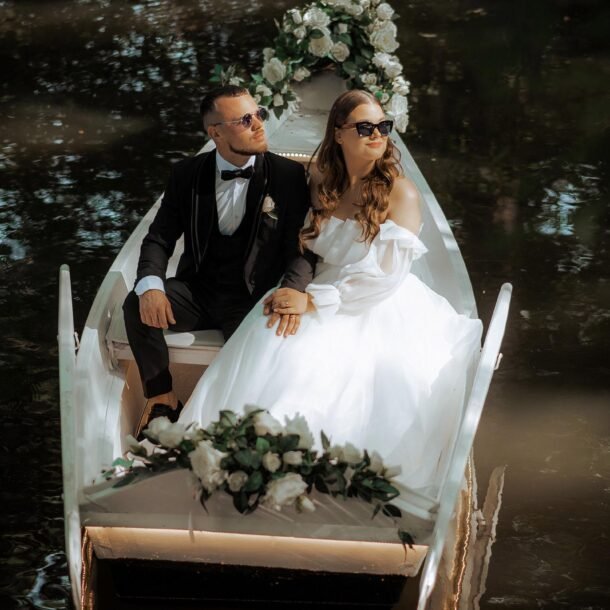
left=106, top=302, right=225, bottom=366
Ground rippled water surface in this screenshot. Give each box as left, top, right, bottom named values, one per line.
left=1, top=0, right=608, bottom=608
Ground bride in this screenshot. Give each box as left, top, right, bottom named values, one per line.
left=178, top=89, right=482, bottom=495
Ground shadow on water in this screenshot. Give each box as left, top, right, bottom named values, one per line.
left=0, top=0, right=608, bottom=608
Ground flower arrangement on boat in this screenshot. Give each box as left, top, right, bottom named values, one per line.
left=211, top=0, right=410, bottom=131
left=105, top=406, right=413, bottom=545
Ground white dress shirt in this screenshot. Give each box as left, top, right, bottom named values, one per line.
left=135, top=151, right=256, bottom=296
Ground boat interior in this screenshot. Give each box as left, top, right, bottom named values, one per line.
left=58, top=73, right=513, bottom=609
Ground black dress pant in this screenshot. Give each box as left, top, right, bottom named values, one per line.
left=122, top=277, right=255, bottom=398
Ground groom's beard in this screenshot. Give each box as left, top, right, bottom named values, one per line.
left=230, top=140, right=268, bottom=156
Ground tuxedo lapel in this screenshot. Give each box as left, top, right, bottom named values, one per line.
left=192, top=152, right=217, bottom=267
left=244, top=153, right=268, bottom=256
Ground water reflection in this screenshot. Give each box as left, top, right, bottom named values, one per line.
left=0, top=0, right=608, bottom=608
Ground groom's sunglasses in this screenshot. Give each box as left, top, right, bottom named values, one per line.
left=339, top=120, right=394, bottom=137
left=211, top=107, right=269, bottom=129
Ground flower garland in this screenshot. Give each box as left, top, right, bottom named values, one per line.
left=105, top=406, right=413, bottom=546
left=210, top=0, right=410, bottom=132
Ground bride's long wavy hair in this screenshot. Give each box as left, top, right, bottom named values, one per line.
left=299, top=89, right=401, bottom=251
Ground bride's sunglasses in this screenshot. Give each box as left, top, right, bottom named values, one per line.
left=211, top=106, right=269, bottom=128
left=339, top=119, right=394, bottom=137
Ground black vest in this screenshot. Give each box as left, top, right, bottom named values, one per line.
left=197, top=196, right=256, bottom=297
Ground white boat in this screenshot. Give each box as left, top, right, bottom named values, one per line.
left=58, top=73, right=512, bottom=609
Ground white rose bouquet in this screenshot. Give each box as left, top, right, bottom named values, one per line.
left=103, top=407, right=413, bottom=545
left=209, top=0, right=410, bottom=132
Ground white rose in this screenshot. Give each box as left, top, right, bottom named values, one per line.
left=158, top=422, right=187, bottom=449
left=297, top=495, right=316, bottom=513
left=385, top=60, right=403, bottom=79
left=293, top=25, right=307, bottom=40
left=383, top=464, right=403, bottom=479
left=308, top=34, right=333, bottom=57
left=345, top=4, right=364, bottom=16
left=303, top=7, right=331, bottom=29
left=369, top=450, right=385, bottom=474
left=392, top=76, right=410, bottom=96
left=263, top=47, right=275, bottom=62
left=228, top=76, right=242, bottom=86
left=337, top=23, right=348, bottom=34
left=253, top=411, right=283, bottom=436
left=380, top=92, right=390, bottom=103
left=284, top=413, right=315, bottom=450
left=386, top=92, right=409, bottom=116
left=227, top=470, right=249, bottom=492
left=261, top=473, right=308, bottom=510
left=189, top=440, right=228, bottom=493
left=273, top=93, right=284, bottom=107
left=329, top=445, right=343, bottom=460
left=370, top=21, right=399, bottom=53
left=373, top=51, right=391, bottom=69
left=145, top=416, right=171, bottom=441
left=292, top=66, right=311, bottom=82
left=125, top=434, right=142, bottom=453
left=361, top=72, right=377, bottom=86
left=331, top=41, right=350, bottom=62
left=262, top=57, right=286, bottom=85
left=341, top=442, right=363, bottom=465
left=256, top=84, right=272, bottom=97
left=262, top=451, right=282, bottom=472
left=289, top=9, right=303, bottom=24
left=376, top=2, right=394, bottom=20
left=393, top=112, right=409, bottom=132
left=283, top=450, right=303, bottom=466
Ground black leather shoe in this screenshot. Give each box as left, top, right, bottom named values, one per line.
left=136, top=400, right=184, bottom=441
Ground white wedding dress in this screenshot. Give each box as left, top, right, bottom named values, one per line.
left=180, top=216, right=482, bottom=495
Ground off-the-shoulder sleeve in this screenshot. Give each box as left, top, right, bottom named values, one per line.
left=306, top=221, right=427, bottom=319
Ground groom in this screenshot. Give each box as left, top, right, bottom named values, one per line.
left=123, top=85, right=315, bottom=436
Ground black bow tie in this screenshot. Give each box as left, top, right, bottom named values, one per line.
left=220, top=166, right=254, bottom=181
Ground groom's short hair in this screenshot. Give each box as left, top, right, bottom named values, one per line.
left=200, top=85, right=249, bottom=129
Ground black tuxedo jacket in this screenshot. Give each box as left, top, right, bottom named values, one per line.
left=136, top=150, right=316, bottom=300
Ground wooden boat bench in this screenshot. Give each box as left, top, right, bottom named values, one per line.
left=101, top=271, right=225, bottom=367
left=106, top=303, right=225, bottom=366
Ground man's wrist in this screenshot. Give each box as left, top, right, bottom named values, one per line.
left=135, top=276, right=165, bottom=296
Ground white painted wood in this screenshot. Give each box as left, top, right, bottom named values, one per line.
left=57, top=265, right=82, bottom=610
left=417, top=283, right=512, bottom=610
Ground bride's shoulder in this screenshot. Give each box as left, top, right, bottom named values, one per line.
left=387, top=176, right=422, bottom=234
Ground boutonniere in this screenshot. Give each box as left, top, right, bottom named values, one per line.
left=262, top=195, right=278, bottom=220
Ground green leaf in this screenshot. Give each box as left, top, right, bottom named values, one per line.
left=372, top=503, right=383, bottom=519
left=337, top=33, right=352, bottom=45
left=310, top=28, right=325, bottom=39
left=220, top=409, right=237, bottom=428
left=342, top=61, right=358, bottom=76
left=279, top=434, right=300, bottom=453
left=244, top=470, right=263, bottom=492
left=320, top=430, right=331, bottom=452
left=398, top=529, right=415, bottom=548
left=382, top=504, right=402, bottom=518
left=234, top=449, right=255, bottom=469
left=314, top=476, right=330, bottom=494
left=112, top=457, right=134, bottom=469
left=255, top=437, right=270, bottom=454
left=232, top=491, right=248, bottom=514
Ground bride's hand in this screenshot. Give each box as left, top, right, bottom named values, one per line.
left=265, top=287, right=310, bottom=315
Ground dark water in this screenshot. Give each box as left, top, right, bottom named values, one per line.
left=0, top=0, right=608, bottom=608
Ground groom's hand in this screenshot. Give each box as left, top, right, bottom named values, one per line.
left=139, top=289, right=176, bottom=329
